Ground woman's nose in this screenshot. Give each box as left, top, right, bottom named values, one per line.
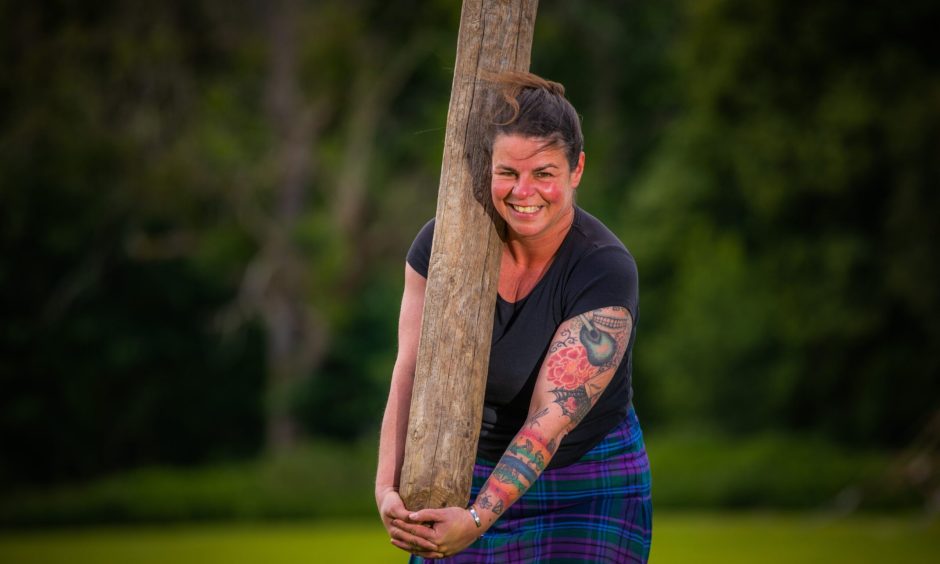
left=512, top=176, right=535, bottom=198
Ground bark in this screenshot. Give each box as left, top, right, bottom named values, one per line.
left=399, top=0, right=539, bottom=511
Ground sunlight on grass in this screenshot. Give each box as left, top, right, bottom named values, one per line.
left=652, top=512, right=939, bottom=564
left=0, top=513, right=937, bottom=563
left=0, top=521, right=402, bottom=564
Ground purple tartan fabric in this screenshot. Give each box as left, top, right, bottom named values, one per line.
left=410, top=407, right=652, bottom=563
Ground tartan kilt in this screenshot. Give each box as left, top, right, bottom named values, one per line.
left=411, top=407, right=652, bottom=563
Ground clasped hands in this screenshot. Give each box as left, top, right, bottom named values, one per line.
left=379, top=488, right=482, bottom=559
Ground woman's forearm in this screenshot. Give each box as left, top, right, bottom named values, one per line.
left=376, top=264, right=425, bottom=504
left=375, top=364, right=414, bottom=501
left=470, top=407, right=564, bottom=530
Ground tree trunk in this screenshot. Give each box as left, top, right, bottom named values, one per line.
left=261, top=0, right=321, bottom=453
left=399, top=0, right=539, bottom=511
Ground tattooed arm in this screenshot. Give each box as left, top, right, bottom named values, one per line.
left=471, top=306, right=633, bottom=527
left=396, top=306, right=633, bottom=556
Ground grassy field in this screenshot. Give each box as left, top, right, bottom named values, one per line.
left=0, top=512, right=937, bottom=563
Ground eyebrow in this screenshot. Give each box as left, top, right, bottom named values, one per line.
left=494, top=163, right=560, bottom=172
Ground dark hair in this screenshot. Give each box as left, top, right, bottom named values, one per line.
left=485, top=71, right=583, bottom=171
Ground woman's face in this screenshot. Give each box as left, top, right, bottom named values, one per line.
left=491, top=134, right=585, bottom=242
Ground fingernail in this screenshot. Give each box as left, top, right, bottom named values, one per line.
left=409, top=513, right=418, bottom=520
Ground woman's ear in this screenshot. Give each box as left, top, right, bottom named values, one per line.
left=571, top=152, right=586, bottom=188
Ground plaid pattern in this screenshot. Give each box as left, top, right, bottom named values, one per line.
left=411, top=407, right=652, bottom=563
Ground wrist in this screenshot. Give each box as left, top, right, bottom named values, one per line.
left=375, top=485, right=398, bottom=504
left=467, top=506, right=482, bottom=529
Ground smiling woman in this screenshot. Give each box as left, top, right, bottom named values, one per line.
left=490, top=134, right=584, bottom=252
left=376, top=71, right=651, bottom=563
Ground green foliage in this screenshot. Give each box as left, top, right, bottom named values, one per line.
left=295, top=275, right=400, bottom=440
left=0, top=433, right=923, bottom=529
left=626, top=0, right=940, bottom=445
left=1, top=0, right=936, bottom=497
left=532, top=0, right=680, bottom=223
left=647, top=429, right=918, bottom=509
left=0, top=437, right=377, bottom=527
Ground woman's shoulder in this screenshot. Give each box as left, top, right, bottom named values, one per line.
left=406, top=218, right=436, bottom=278
left=569, top=207, right=634, bottom=263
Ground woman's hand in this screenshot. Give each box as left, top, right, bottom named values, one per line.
left=377, top=487, right=444, bottom=559
left=392, top=506, right=482, bottom=559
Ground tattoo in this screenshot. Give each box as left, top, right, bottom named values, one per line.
left=545, top=307, right=631, bottom=425
left=547, top=327, right=578, bottom=354
left=525, top=407, right=550, bottom=428
left=507, top=431, right=548, bottom=473
left=474, top=308, right=630, bottom=523
left=578, top=314, right=617, bottom=366
left=497, top=456, right=539, bottom=486
left=476, top=482, right=511, bottom=517
left=550, top=386, right=592, bottom=424
left=546, top=438, right=557, bottom=454
left=476, top=427, right=555, bottom=520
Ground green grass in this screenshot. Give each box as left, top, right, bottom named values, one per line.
left=0, top=513, right=936, bottom=563
left=653, top=512, right=939, bottom=563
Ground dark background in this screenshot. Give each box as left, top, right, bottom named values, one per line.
left=1, top=0, right=936, bottom=516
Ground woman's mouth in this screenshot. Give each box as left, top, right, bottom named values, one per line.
left=509, top=204, right=542, bottom=214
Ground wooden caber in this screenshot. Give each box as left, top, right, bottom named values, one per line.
left=398, top=0, right=540, bottom=511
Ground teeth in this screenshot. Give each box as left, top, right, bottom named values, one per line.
left=511, top=204, right=540, bottom=213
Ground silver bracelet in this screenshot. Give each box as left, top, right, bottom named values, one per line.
left=468, top=506, right=482, bottom=528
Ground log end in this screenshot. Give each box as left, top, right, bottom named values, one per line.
left=400, top=481, right=471, bottom=512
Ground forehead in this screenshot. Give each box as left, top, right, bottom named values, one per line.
left=492, top=134, right=566, bottom=166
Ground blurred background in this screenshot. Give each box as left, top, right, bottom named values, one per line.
left=1, top=0, right=938, bottom=561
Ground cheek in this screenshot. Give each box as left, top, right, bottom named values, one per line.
left=491, top=178, right=513, bottom=201
left=538, top=183, right=566, bottom=203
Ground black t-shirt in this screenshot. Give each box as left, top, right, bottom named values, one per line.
left=406, top=207, right=639, bottom=468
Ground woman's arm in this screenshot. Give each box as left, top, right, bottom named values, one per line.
left=471, top=306, right=633, bottom=527
left=376, top=264, right=444, bottom=559
left=397, top=305, right=634, bottom=556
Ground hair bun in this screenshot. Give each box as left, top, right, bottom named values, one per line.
left=480, top=70, right=583, bottom=170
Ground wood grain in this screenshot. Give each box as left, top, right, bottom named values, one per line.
left=399, top=0, right=539, bottom=511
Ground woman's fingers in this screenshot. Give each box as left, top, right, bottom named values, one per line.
left=390, top=521, right=439, bottom=552
left=390, top=537, right=444, bottom=559
left=379, top=491, right=411, bottom=521
left=393, top=518, right=438, bottom=540
left=408, top=508, right=447, bottom=523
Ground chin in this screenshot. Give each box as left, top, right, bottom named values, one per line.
left=506, top=222, right=545, bottom=238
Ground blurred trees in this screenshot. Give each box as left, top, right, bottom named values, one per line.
left=626, top=0, right=940, bottom=446
left=0, top=0, right=936, bottom=488
left=0, top=0, right=452, bottom=484
left=0, top=0, right=272, bottom=485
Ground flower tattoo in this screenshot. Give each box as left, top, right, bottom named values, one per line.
left=546, top=345, right=593, bottom=390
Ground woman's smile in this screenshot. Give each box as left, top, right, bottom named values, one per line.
left=509, top=203, right=543, bottom=215
left=490, top=134, right=584, bottom=243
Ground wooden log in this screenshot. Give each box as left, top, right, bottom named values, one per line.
left=399, top=0, right=539, bottom=511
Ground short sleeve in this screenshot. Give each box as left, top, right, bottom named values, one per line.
left=405, top=218, right=435, bottom=278
left=563, top=245, right=639, bottom=323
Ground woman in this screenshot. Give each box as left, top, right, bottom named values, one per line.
left=376, top=71, right=652, bottom=563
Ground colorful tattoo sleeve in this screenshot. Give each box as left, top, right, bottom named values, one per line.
left=472, top=306, right=632, bottom=526
left=543, top=306, right=631, bottom=427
